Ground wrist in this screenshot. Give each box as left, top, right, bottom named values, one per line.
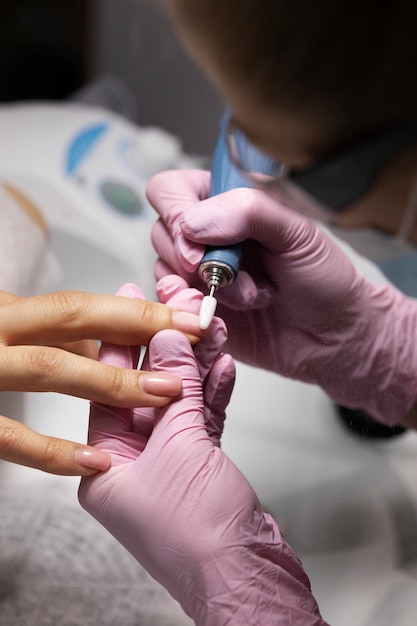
left=347, top=282, right=417, bottom=425
left=178, top=514, right=325, bottom=626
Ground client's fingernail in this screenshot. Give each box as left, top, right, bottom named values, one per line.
left=140, top=373, right=182, bottom=396
left=172, top=310, right=202, bottom=334
left=74, top=448, right=111, bottom=471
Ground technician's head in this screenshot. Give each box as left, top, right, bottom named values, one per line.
left=168, top=0, right=417, bottom=238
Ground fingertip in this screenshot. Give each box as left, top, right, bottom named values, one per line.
left=149, top=328, right=195, bottom=369
left=163, top=283, right=205, bottom=317
left=171, top=309, right=203, bottom=337
left=157, top=278, right=207, bottom=336
left=154, top=258, right=175, bottom=282
left=74, top=447, right=111, bottom=473
left=139, top=372, right=182, bottom=397
left=145, top=171, right=167, bottom=203
left=207, top=314, right=228, bottom=344
left=177, top=232, right=205, bottom=270
left=115, top=283, right=144, bottom=299
left=156, top=275, right=190, bottom=302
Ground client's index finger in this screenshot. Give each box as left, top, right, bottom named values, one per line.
left=0, top=291, right=203, bottom=347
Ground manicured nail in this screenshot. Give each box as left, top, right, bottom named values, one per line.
left=172, top=310, right=203, bottom=335
left=74, top=448, right=111, bottom=471
left=140, top=373, right=182, bottom=396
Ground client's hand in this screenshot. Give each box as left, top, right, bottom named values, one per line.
left=0, top=285, right=202, bottom=475
left=79, top=281, right=327, bottom=626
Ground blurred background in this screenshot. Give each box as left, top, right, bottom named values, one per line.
left=0, top=0, right=223, bottom=156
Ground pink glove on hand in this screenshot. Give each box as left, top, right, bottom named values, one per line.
left=148, top=169, right=417, bottom=425
left=79, top=280, right=327, bottom=626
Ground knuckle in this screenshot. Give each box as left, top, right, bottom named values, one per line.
left=139, top=299, right=158, bottom=330
left=142, top=298, right=156, bottom=322
left=41, top=437, right=64, bottom=469
left=49, top=290, right=85, bottom=325
left=27, top=347, right=62, bottom=383
left=104, top=365, right=127, bottom=398
left=0, top=419, right=20, bottom=453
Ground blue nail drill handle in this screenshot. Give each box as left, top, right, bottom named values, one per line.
left=200, top=109, right=249, bottom=282
left=200, top=109, right=279, bottom=291
left=209, top=110, right=250, bottom=196
left=200, top=244, right=243, bottom=276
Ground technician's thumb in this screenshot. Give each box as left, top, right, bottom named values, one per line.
left=148, top=329, right=209, bottom=443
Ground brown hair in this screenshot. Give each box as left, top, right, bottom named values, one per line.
left=171, top=0, right=417, bottom=148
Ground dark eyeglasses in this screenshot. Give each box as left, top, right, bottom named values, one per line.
left=225, top=112, right=417, bottom=221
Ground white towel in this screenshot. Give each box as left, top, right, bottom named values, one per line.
left=0, top=181, right=60, bottom=296
left=0, top=486, right=193, bottom=626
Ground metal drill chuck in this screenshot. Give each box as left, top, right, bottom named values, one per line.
left=198, top=260, right=236, bottom=290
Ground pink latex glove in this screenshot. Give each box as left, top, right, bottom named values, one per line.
left=79, top=281, right=328, bottom=626
left=148, top=169, right=417, bottom=425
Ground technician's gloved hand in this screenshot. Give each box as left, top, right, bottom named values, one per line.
left=148, top=169, right=417, bottom=426
left=0, top=285, right=203, bottom=475
left=79, top=281, right=327, bottom=626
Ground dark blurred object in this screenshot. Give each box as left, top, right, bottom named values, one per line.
left=336, top=405, right=406, bottom=440
left=0, top=0, right=91, bottom=101
left=89, top=0, right=223, bottom=155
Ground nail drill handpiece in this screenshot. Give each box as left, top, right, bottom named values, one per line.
left=198, top=110, right=247, bottom=329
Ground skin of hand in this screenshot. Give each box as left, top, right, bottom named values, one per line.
left=0, top=285, right=204, bottom=476
left=79, top=280, right=327, bottom=626
left=148, top=169, right=417, bottom=426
